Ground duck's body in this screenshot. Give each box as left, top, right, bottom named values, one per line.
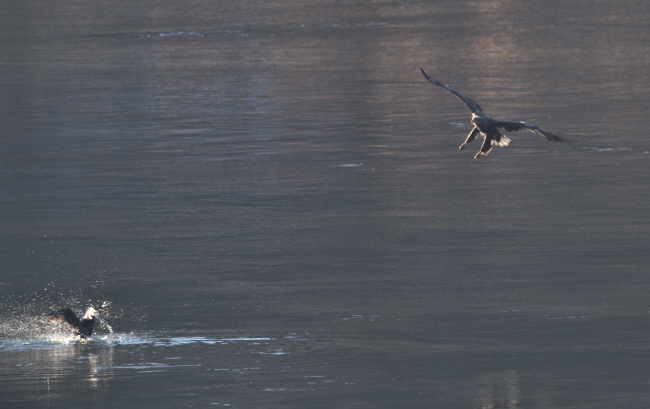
left=420, top=68, right=572, bottom=158
left=47, top=303, right=109, bottom=338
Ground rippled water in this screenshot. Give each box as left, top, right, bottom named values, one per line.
left=2, top=1, right=650, bottom=408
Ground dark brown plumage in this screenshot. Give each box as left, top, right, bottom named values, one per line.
left=47, top=302, right=109, bottom=338
left=420, top=68, right=572, bottom=158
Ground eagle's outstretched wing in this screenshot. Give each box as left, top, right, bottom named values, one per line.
left=420, top=68, right=485, bottom=115
left=493, top=120, right=574, bottom=147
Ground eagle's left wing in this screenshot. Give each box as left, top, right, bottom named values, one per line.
left=494, top=120, right=574, bottom=147
left=420, top=68, right=486, bottom=116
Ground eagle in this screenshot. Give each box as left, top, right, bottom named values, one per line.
left=420, top=68, right=572, bottom=158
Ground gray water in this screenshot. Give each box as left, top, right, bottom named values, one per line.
left=1, top=1, right=650, bottom=408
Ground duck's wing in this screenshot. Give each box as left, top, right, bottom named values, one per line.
left=47, top=308, right=82, bottom=330
left=420, top=68, right=485, bottom=115
left=493, top=120, right=574, bottom=147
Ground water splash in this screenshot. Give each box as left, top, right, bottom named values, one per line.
left=0, top=286, right=119, bottom=344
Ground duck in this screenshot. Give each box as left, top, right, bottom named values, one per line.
left=47, top=302, right=109, bottom=338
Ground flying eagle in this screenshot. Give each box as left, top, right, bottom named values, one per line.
left=420, top=68, right=572, bottom=158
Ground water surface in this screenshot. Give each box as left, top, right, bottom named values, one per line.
left=1, top=1, right=650, bottom=408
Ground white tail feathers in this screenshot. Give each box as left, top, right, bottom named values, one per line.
left=492, top=135, right=511, bottom=147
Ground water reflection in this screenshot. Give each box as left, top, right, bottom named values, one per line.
left=1, top=339, right=116, bottom=393
left=1, top=334, right=258, bottom=393
left=477, top=370, right=520, bottom=409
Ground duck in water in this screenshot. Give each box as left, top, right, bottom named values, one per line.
left=47, top=302, right=110, bottom=338
left=420, top=68, right=573, bottom=158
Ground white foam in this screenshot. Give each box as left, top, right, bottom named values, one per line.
left=594, top=147, right=632, bottom=151
left=1, top=334, right=275, bottom=351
